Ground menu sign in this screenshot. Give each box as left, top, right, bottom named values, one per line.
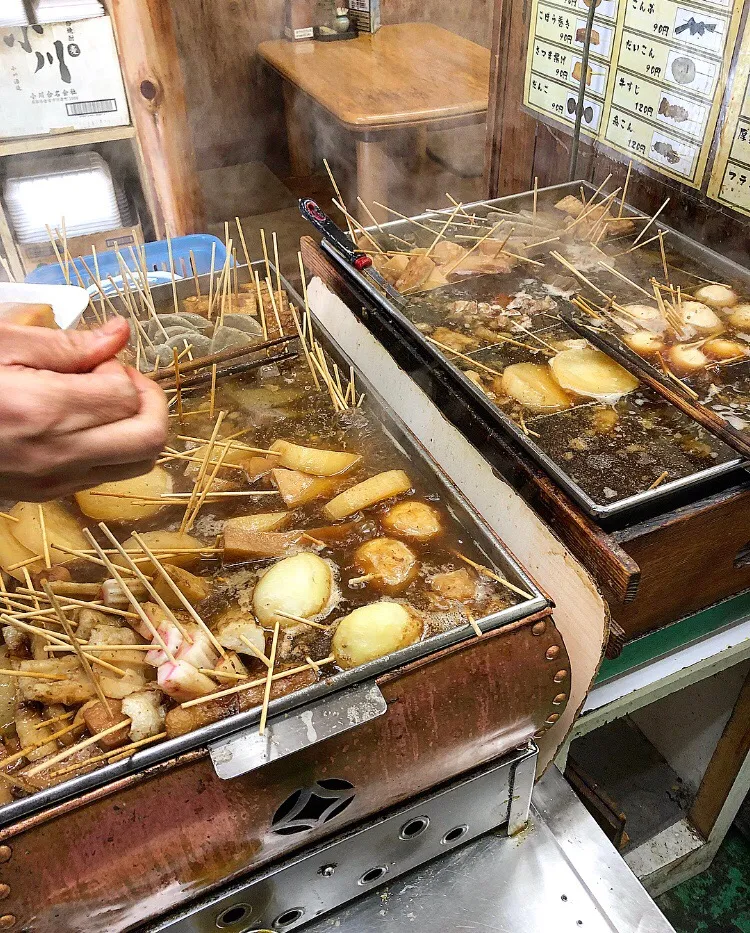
left=523, top=0, right=743, bottom=187
left=707, top=15, right=750, bottom=215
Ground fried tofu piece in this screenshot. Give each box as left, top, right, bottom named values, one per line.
left=395, top=255, right=436, bottom=292
left=430, top=568, right=477, bottom=601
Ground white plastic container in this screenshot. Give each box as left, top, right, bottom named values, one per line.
left=4, top=152, right=123, bottom=244
left=0, top=282, right=89, bottom=329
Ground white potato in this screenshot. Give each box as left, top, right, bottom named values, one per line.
left=693, top=284, right=738, bottom=310
left=679, top=301, right=724, bottom=336
left=253, top=553, right=334, bottom=628
left=728, top=304, right=750, bottom=330
left=667, top=344, right=708, bottom=374
left=354, top=538, right=419, bottom=593
left=332, top=602, right=423, bottom=669
left=620, top=304, right=665, bottom=332
left=703, top=338, right=749, bottom=361
left=624, top=331, right=664, bottom=357
left=549, top=348, right=638, bottom=402
left=499, top=363, right=572, bottom=412
left=75, top=466, right=173, bottom=521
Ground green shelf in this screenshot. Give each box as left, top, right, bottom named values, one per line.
left=596, top=590, right=750, bottom=683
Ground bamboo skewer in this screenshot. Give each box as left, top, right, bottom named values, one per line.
left=618, top=162, right=633, bottom=219
left=551, top=252, right=612, bottom=302
left=185, top=442, right=232, bottom=532
left=96, top=524, right=193, bottom=644
left=180, top=411, right=225, bottom=533
left=33, top=710, right=74, bottom=729
left=0, top=615, right=127, bottom=676
left=331, top=199, right=382, bottom=253
left=425, top=203, right=462, bottom=258
left=290, top=304, right=321, bottom=390
left=0, top=720, right=82, bottom=772
left=372, top=201, right=437, bottom=235
left=132, top=533, right=227, bottom=659
left=0, top=668, right=69, bottom=681
left=658, top=231, right=669, bottom=284
left=597, top=261, right=653, bottom=298
left=275, top=610, right=331, bottom=630
left=451, top=551, right=534, bottom=600
left=82, top=530, right=176, bottom=662
left=50, top=731, right=168, bottom=778
left=25, top=718, right=133, bottom=777
left=443, top=219, right=508, bottom=277
left=324, top=158, right=355, bottom=239
left=632, top=198, right=670, bottom=247
left=181, top=655, right=334, bottom=709
left=45, top=224, right=69, bottom=284
left=240, top=633, right=272, bottom=668
left=648, top=470, right=670, bottom=490
left=466, top=610, right=483, bottom=638
left=265, top=276, right=285, bottom=337
left=44, top=582, right=112, bottom=714
left=424, top=337, right=504, bottom=376
left=235, top=216, right=252, bottom=270
left=259, top=622, right=280, bottom=735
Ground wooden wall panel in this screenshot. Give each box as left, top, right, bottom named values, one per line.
left=171, top=0, right=495, bottom=174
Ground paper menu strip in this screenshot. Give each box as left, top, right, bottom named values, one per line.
left=707, top=14, right=750, bottom=216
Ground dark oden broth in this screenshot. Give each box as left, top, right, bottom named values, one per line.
left=129, top=354, right=518, bottom=659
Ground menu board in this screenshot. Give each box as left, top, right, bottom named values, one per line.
left=524, top=0, right=743, bottom=187
left=707, top=15, right=750, bottom=215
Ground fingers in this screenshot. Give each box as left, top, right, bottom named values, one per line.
left=0, top=460, right=158, bottom=502
left=0, top=317, right=131, bottom=374
left=50, top=361, right=141, bottom=433
left=0, top=363, right=141, bottom=438
left=71, top=369, right=169, bottom=467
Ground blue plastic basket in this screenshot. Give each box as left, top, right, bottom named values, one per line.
left=24, top=234, right=229, bottom=294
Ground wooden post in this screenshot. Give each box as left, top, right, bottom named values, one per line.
left=689, top=667, right=750, bottom=839
left=107, top=0, right=205, bottom=237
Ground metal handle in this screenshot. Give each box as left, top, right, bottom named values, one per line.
left=209, top=682, right=387, bottom=779
left=299, top=198, right=373, bottom=271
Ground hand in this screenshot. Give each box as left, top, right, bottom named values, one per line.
left=0, top=318, right=168, bottom=500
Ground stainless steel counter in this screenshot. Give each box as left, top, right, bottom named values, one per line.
left=302, top=766, right=675, bottom=933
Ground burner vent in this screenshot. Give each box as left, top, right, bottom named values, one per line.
left=271, top=779, right=355, bottom=836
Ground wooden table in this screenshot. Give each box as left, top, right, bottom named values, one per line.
left=259, top=24, right=491, bottom=221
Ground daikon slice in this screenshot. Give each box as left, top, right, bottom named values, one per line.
left=270, top=440, right=361, bottom=476
left=76, top=466, right=173, bottom=521
left=549, top=348, right=638, bottom=402
left=500, top=363, right=572, bottom=412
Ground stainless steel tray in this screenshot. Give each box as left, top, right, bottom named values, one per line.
left=317, top=182, right=747, bottom=524
left=0, top=264, right=547, bottom=829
